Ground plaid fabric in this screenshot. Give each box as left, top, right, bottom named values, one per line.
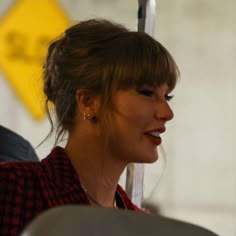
left=0, top=146, right=141, bottom=236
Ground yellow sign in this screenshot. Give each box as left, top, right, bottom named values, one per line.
left=0, top=0, right=71, bottom=120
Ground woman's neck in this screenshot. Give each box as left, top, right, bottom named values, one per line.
left=65, top=135, right=126, bottom=208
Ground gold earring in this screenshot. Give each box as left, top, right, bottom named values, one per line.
left=83, top=113, right=91, bottom=120
left=83, top=113, right=98, bottom=122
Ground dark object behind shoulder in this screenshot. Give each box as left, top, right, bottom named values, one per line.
left=0, top=125, right=39, bottom=162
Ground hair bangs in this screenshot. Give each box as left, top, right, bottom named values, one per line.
left=109, top=32, right=179, bottom=93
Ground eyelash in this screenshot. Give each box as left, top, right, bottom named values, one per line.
left=138, top=89, right=174, bottom=101
left=165, top=94, right=174, bottom=101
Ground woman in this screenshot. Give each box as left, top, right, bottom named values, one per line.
left=0, top=19, right=179, bottom=236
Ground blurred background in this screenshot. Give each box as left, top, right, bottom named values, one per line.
left=0, top=1, right=235, bottom=235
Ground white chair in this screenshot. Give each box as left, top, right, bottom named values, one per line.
left=20, top=205, right=218, bottom=236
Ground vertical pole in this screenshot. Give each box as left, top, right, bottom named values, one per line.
left=138, top=0, right=156, bottom=35
left=125, top=0, right=157, bottom=207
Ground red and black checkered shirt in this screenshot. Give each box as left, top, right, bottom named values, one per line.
left=0, top=146, right=141, bottom=236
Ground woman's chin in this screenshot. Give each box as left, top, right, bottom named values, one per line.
left=138, top=154, right=159, bottom=164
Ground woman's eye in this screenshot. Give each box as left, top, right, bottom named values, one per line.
left=165, top=94, right=174, bottom=101
left=138, top=89, right=154, bottom=97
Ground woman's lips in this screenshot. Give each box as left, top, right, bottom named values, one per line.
left=145, top=134, right=162, bottom=146
left=144, top=127, right=165, bottom=145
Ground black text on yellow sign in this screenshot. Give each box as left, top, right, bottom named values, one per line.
left=0, top=0, right=71, bottom=120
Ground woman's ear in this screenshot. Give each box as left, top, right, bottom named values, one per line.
left=76, top=90, right=100, bottom=118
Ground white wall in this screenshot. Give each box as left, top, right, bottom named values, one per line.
left=1, top=1, right=236, bottom=235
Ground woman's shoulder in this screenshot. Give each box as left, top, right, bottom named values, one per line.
left=0, top=146, right=74, bottom=187
left=0, top=161, right=41, bottom=179
left=0, top=146, right=65, bottom=173
left=0, top=161, right=43, bottom=205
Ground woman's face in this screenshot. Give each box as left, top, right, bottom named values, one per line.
left=107, top=83, right=174, bottom=164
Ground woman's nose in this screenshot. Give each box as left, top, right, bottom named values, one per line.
left=154, top=101, right=174, bottom=122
